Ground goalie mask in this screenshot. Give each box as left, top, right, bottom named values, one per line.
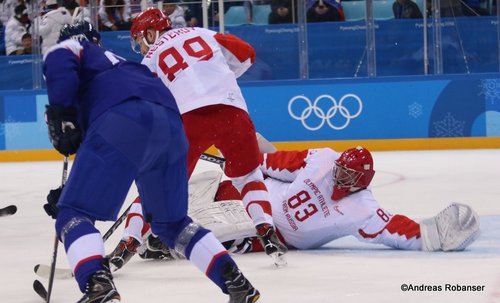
left=130, top=7, right=172, bottom=54
left=332, top=146, right=375, bottom=201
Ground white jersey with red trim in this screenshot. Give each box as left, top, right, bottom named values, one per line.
left=260, top=148, right=422, bottom=250
left=141, top=27, right=254, bottom=114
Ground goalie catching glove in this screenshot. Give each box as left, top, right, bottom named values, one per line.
left=45, top=105, right=81, bottom=156
left=420, top=202, right=480, bottom=251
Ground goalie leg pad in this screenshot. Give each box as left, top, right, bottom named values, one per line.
left=188, top=170, right=224, bottom=209
left=189, top=200, right=256, bottom=243
left=421, top=203, right=480, bottom=252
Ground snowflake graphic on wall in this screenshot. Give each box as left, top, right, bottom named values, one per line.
left=0, top=116, right=19, bottom=137
left=432, top=112, right=466, bottom=137
left=2, top=116, right=21, bottom=139
left=479, top=79, right=500, bottom=104
left=408, top=102, right=422, bottom=118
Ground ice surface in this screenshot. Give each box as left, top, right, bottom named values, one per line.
left=1, top=149, right=499, bottom=303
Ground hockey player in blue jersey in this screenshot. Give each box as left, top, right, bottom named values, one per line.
left=42, top=21, right=260, bottom=303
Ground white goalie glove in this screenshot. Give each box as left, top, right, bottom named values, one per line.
left=420, top=202, right=480, bottom=251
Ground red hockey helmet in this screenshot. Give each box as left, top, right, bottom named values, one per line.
left=331, top=146, right=375, bottom=201
left=130, top=8, right=172, bottom=52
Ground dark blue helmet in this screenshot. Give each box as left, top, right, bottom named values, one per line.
left=58, top=21, right=101, bottom=45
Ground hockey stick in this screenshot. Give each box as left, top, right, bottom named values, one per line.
left=34, top=201, right=133, bottom=280
left=34, top=153, right=226, bottom=282
left=0, top=205, right=17, bottom=217
left=46, top=156, right=68, bottom=301
left=33, top=156, right=69, bottom=302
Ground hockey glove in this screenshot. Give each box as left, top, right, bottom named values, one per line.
left=44, top=186, right=63, bottom=219
left=45, top=105, right=81, bottom=156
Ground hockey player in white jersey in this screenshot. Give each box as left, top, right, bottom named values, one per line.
left=106, top=145, right=480, bottom=270
left=240, top=146, right=479, bottom=251
left=129, top=7, right=287, bottom=266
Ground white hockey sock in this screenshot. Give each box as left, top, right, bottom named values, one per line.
left=122, top=202, right=147, bottom=244
left=246, top=203, right=273, bottom=226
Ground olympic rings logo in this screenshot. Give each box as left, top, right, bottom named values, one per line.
left=288, top=94, right=363, bottom=131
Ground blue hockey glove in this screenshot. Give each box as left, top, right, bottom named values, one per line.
left=44, top=186, right=63, bottom=219
left=45, top=105, right=81, bottom=156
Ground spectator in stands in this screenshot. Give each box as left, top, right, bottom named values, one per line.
left=99, top=0, right=131, bottom=31
left=181, top=0, right=242, bottom=27
left=182, top=3, right=198, bottom=27
left=19, top=31, right=30, bottom=53
left=4, top=3, right=30, bottom=55
left=269, top=0, right=296, bottom=24
left=0, top=0, right=19, bottom=27
left=64, top=0, right=89, bottom=23
left=129, top=0, right=153, bottom=19
left=393, top=0, right=423, bottom=18
left=38, top=0, right=72, bottom=54
left=424, top=0, right=464, bottom=17
left=163, top=0, right=186, bottom=28
left=306, top=0, right=345, bottom=22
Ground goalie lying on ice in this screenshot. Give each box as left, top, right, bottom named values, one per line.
left=106, top=146, right=481, bottom=271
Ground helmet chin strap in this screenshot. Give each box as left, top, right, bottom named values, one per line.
left=142, top=30, right=160, bottom=48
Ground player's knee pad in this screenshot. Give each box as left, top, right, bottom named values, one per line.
left=55, top=207, right=96, bottom=243
left=230, top=167, right=265, bottom=193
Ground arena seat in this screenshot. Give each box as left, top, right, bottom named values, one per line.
left=374, top=0, right=395, bottom=20
left=224, top=6, right=246, bottom=26
left=252, top=4, right=271, bottom=24
left=342, top=1, right=366, bottom=21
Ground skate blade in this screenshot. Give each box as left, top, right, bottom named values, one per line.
left=270, top=252, right=287, bottom=268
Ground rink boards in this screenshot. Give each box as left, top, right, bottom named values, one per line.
left=1, top=73, right=500, bottom=161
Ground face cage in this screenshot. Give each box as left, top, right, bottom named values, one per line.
left=131, top=30, right=159, bottom=54
left=130, top=32, right=144, bottom=54
left=333, top=163, right=363, bottom=188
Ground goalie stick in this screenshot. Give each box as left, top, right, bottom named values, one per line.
left=200, top=152, right=225, bottom=167
left=0, top=205, right=17, bottom=217
left=33, top=153, right=226, bottom=283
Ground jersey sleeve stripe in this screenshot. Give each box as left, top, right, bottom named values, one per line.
left=358, top=214, right=421, bottom=240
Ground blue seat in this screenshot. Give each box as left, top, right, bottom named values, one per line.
left=252, top=4, right=271, bottom=24
left=374, top=0, right=394, bottom=20
left=224, top=6, right=246, bottom=26
left=342, top=1, right=366, bottom=21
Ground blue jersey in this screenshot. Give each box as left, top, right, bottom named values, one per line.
left=43, top=39, right=179, bottom=130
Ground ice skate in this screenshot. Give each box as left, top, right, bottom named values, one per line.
left=76, top=261, right=120, bottom=303
left=222, top=262, right=260, bottom=303
left=106, top=237, right=140, bottom=272
left=256, top=223, right=288, bottom=267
